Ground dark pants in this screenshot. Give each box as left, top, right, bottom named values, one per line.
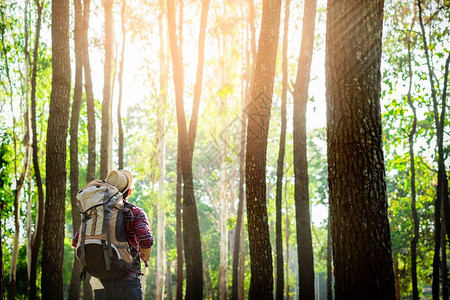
left=94, top=278, right=143, bottom=300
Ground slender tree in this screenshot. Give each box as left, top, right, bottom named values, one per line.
left=68, top=0, right=83, bottom=296
left=117, top=0, right=126, bottom=170
left=292, top=0, right=317, bottom=298
left=406, top=27, right=419, bottom=300
left=82, top=0, right=96, bottom=182
left=9, top=1, right=32, bottom=297
left=167, top=0, right=210, bottom=298
left=275, top=0, right=291, bottom=298
left=245, top=0, right=282, bottom=298
left=155, top=2, right=169, bottom=297
left=100, top=0, right=114, bottom=179
left=325, top=0, right=396, bottom=298
left=41, top=0, right=71, bottom=297
left=417, top=1, right=450, bottom=298
left=28, top=0, right=44, bottom=298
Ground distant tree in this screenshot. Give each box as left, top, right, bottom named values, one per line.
left=28, top=0, right=44, bottom=298
left=117, top=0, right=126, bottom=170
left=82, top=0, right=96, bottom=182
left=292, top=0, right=317, bottom=298
left=68, top=0, right=83, bottom=296
left=275, top=0, right=290, bottom=298
left=100, top=0, right=114, bottom=179
left=41, top=0, right=71, bottom=297
left=325, top=0, right=396, bottom=298
left=245, top=0, right=282, bottom=298
left=167, top=0, right=210, bottom=298
left=9, top=1, right=32, bottom=297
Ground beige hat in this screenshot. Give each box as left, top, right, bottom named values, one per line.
left=105, top=169, right=132, bottom=193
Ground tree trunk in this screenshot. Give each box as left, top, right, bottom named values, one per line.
left=325, top=0, right=396, bottom=299
left=155, top=3, right=168, bottom=298
left=9, top=1, right=32, bottom=297
left=100, top=0, right=114, bottom=179
left=245, top=0, right=281, bottom=298
left=292, top=0, right=317, bottom=298
left=406, top=30, right=419, bottom=300
left=275, top=1, right=290, bottom=299
left=327, top=215, right=332, bottom=300
left=82, top=0, right=96, bottom=182
left=285, top=178, right=291, bottom=300
left=417, top=2, right=450, bottom=299
left=28, top=1, right=44, bottom=298
left=168, top=0, right=209, bottom=297
left=41, top=0, right=71, bottom=296
left=175, top=150, right=183, bottom=300
left=117, top=0, right=126, bottom=170
left=68, top=0, right=83, bottom=297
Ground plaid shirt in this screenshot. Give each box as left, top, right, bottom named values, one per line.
left=72, top=203, right=154, bottom=252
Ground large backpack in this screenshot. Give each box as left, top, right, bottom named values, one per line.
left=76, top=180, right=138, bottom=280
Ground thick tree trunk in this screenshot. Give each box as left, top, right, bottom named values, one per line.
left=68, top=0, right=83, bottom=297
left=82, top=0, right=96, bottom=182
left=325, top=0, right=396, bottom=299
left=28, top=1, right=44, bottom=298
left=245, top=0, right=281, bottom=298
left=292, top=0, right=317, bottom=298
left=41, top=0, right=71, bottom=297
left=100, top=0, right=114, bottom=179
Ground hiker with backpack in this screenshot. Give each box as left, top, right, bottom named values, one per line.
left=72, top=169, right=154, bottom=299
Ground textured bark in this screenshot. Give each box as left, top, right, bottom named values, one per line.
left=292, top=0, right=317, bottom=298
left=325, top=0, right=396, bottom=299
left=41, top=0, right=71, bottom=296
left=327, top=215, right=332, bottom=300
left=28, top=0, right=44, bottom=298
left=275, top=0, right=290, bottom=299
left=245, top=0, right=281, bottom=298
left=68, top=0, right=83, bottom=297
left=100, top=0, right=114, bottom=179
left=82, top=0, right=96, bottom=182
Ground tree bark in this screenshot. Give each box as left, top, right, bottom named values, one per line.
left=100, top=0, right=114, bottom=179
left=325, top=0, right=396, bottom=298
left=41, top=0, right=71, bottom=296
left=28, top=0, right=44, bottom=298
left=245, top=0, right=282, bottom=298
left=292, top=0, right=317, bottom=298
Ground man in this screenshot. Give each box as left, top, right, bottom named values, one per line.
left=73, top=169, right=154, bottom=299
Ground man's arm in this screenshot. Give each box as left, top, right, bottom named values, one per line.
left=133, top=207, right=154, bottom=261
